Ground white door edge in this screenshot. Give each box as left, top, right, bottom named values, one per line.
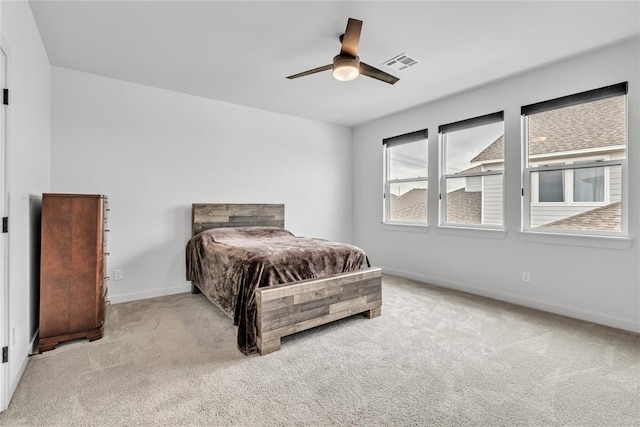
left=0, top=44, right=10, bottom=413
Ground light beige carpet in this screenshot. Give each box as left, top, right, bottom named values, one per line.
left=1, top=274, right=639, bottom=426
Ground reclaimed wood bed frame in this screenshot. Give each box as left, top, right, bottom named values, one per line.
left=190, top=203, right=382, bottom=355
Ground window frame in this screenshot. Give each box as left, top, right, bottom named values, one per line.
left=382, top=129, right=429, bottom=226
left=530, top=155, right=612, bottom=206
left=438, top=111, right=505, bottom=230
left=521, top=82, right=628, bottom=237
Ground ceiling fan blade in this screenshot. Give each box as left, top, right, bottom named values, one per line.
left=359, top=62, right=399, bottom=85
left=340, top=18, right=362, bottom=57
left=286, top=64, right=333, bottom=80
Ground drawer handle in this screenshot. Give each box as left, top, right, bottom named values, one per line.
left=105, top=229, right=110, bottom=232
left=106, top=209, right=110, bottom=212
left=104, top=276, right=109, bottom=280
left=104, top=252, right=110, bottom=256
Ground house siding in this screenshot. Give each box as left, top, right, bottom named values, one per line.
left=465, top=176, right=482, bottom=192
left=530, top=150, right=624, bottom=228
left=482, top=175, right=503, bottom=225
left=609, top=151, right=624, bottom=203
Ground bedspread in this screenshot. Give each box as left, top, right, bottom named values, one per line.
left=186, top=226, right=369, bottom=354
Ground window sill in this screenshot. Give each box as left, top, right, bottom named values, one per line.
left=517, top=231, right=632, bottom=250
left=436, top=226, right=507, bottom=239
left=381, top=222, right=430, bottom=233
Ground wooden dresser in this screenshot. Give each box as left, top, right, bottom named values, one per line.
left=39, top=193, right=108, bottom=352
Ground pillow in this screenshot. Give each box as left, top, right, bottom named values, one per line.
left=203, top=226, right=294, bottom=242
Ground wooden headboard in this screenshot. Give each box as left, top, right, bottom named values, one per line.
left=191, top=203, right=285, bottom=236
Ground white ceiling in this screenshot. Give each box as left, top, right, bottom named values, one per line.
left=29, top=1, right=640, bottom=127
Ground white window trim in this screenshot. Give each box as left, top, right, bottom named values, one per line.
left=517, top=231, right=632, bottom=250
left=522, top=117, right=628, bottom=238
left=528, top=144, right=626, bottom=161
left=383, top=137, right=428, bottom=226
left=383, top=177, right=428, bottom=225
left=381, top=222, right=430, bottom=233
left=529, top=155, right=612, bottom=206
left=439, top=133, right=505, bottom=230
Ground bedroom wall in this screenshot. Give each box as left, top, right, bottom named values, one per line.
left=1, top=0, right=51, bottom=400
left=352, top=37, right=640, bottom=333
left=51, top=67, right=353, bottom=303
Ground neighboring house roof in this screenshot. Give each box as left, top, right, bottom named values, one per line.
left=446, top=188, right=481, bottom=224
left=457, top=164, right=484, bottom=174
left=470, top=95, right=625, bottom=163
left=529, top=96, right=625, bottom=155
left=391, top=188, right=426, bottom=210
left=389, top=187, right=483, bottom=224
left=541, top=201, right=621, bottom=231
left=390, top=188, right=427, bottom=222
left=390, top=202, right=427, bottom=223
left=471, top=135, right=504, bottom=163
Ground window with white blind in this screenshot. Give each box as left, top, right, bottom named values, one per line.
left=383, top=129, right=428, bottom=225
left=522, top=82, right=627, bottom=235
left=439, top=112, right=505, bottom=228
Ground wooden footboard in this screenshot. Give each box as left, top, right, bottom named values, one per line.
left=255, top=267, right=382, bottom=355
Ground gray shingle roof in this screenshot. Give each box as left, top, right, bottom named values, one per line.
left=446, top=188, right=481, bottom=224
left=471, top=95, right=625, bottom=163
left=529, top=96, right=625, bottom=156
left=389, top=187, right=483, bottom=224
left=541, top=202, right=621, bottom=231
left=471, top=135, right=503, bottom=163
left=457, top=164, right=484, bottom=174
left=390, top=188, right=428, bottom=222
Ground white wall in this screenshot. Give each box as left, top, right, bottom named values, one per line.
left=1, top=0, right=51, bottom=400
left=352, top=38, right=640, bottom=333
left=51, top=67, right=353, bottom=303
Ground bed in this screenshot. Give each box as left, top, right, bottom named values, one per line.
left=185, top=203, right=382, bottom=355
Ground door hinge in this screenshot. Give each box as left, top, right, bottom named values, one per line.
left=2, top=346, right=7, bottom=363
left=521, top=188, right=525, bottom=196
left=2, top=89, right=8, bottom=106
left=2, top=217, right=7, bottom=233
left=438, top=193, right=442, bottom=200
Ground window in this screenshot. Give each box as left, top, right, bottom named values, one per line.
left=538, top=169, right=564, bottom=202
left=574, top=165, right=604, bottom=202
left=531, top=157, right=610, bottom=205
left=439, top=112, right=504, bottom=228
left=522, top=82, right=627, bottom=234
left=383, top=129, right=428, bottom=225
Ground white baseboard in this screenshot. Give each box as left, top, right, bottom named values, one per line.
left=381, top=266, right=640, bottom=334
left=8, top=332, right=37, bottom=404
left=108, top=284, right=192, bottom=304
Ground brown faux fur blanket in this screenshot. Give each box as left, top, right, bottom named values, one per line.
left=186, top=227, right=369, bottom=354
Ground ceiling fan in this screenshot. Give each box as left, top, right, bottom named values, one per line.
left=286, top=18, right=399, bottom=85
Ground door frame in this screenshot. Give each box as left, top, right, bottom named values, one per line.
left=0, top=44, right=9, bottom=412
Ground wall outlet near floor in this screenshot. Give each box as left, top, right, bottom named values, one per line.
left=521, top=272, right=530, bottom=283
left=114, top=269, right=123, bottom=281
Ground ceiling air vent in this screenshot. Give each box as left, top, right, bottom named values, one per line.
left=384, top=53, right=420, bottom=72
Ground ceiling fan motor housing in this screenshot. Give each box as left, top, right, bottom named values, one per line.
left=333, top=55, right=360, bottom=81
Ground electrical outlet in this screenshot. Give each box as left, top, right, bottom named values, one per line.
left=114, top=269, right=123, bottom=281
left=521, top=272, right=530, bottom=283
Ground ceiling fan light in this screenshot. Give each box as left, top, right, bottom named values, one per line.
left=333, top=55, right=360, bottom=81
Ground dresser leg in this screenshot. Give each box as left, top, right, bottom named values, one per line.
left=87, top=328, right=104, bottom=342
left=38, top=342, right=58, bottom=353
left=39, top=325, right=105, bottom=352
